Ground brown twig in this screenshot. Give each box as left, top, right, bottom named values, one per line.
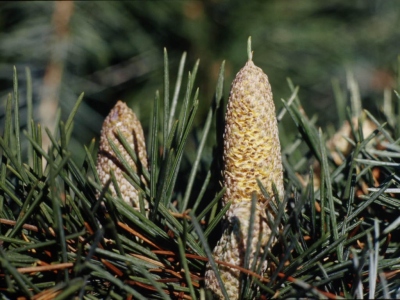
left=0, top=218, right=39, bottom=232
left=118, top=221, right=162, bottom=250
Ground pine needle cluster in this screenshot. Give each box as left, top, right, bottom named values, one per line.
left=1, top=42, right=400, bottom=299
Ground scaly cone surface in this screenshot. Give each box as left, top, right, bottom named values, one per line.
left=96, top=100, right=148, bottom=209
left=205, top=57, right=284, bottom=299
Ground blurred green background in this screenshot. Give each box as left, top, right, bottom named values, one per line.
left=0, top=1, right=399, bottom=159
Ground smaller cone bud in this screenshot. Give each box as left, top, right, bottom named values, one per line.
left=96, top=101, right=148, bottom=208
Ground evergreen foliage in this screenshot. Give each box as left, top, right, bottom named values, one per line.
left=1, top=44, right=400, bottom=299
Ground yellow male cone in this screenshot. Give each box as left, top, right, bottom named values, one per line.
left=205, top=40, right=284, bottom=299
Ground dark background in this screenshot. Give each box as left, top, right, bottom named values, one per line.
left=0, top=1, right=399, bottom=160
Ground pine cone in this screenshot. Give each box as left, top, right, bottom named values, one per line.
left=205, top=56, right=284, bottom=299
left=96, top=101, right=148, bottom=209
